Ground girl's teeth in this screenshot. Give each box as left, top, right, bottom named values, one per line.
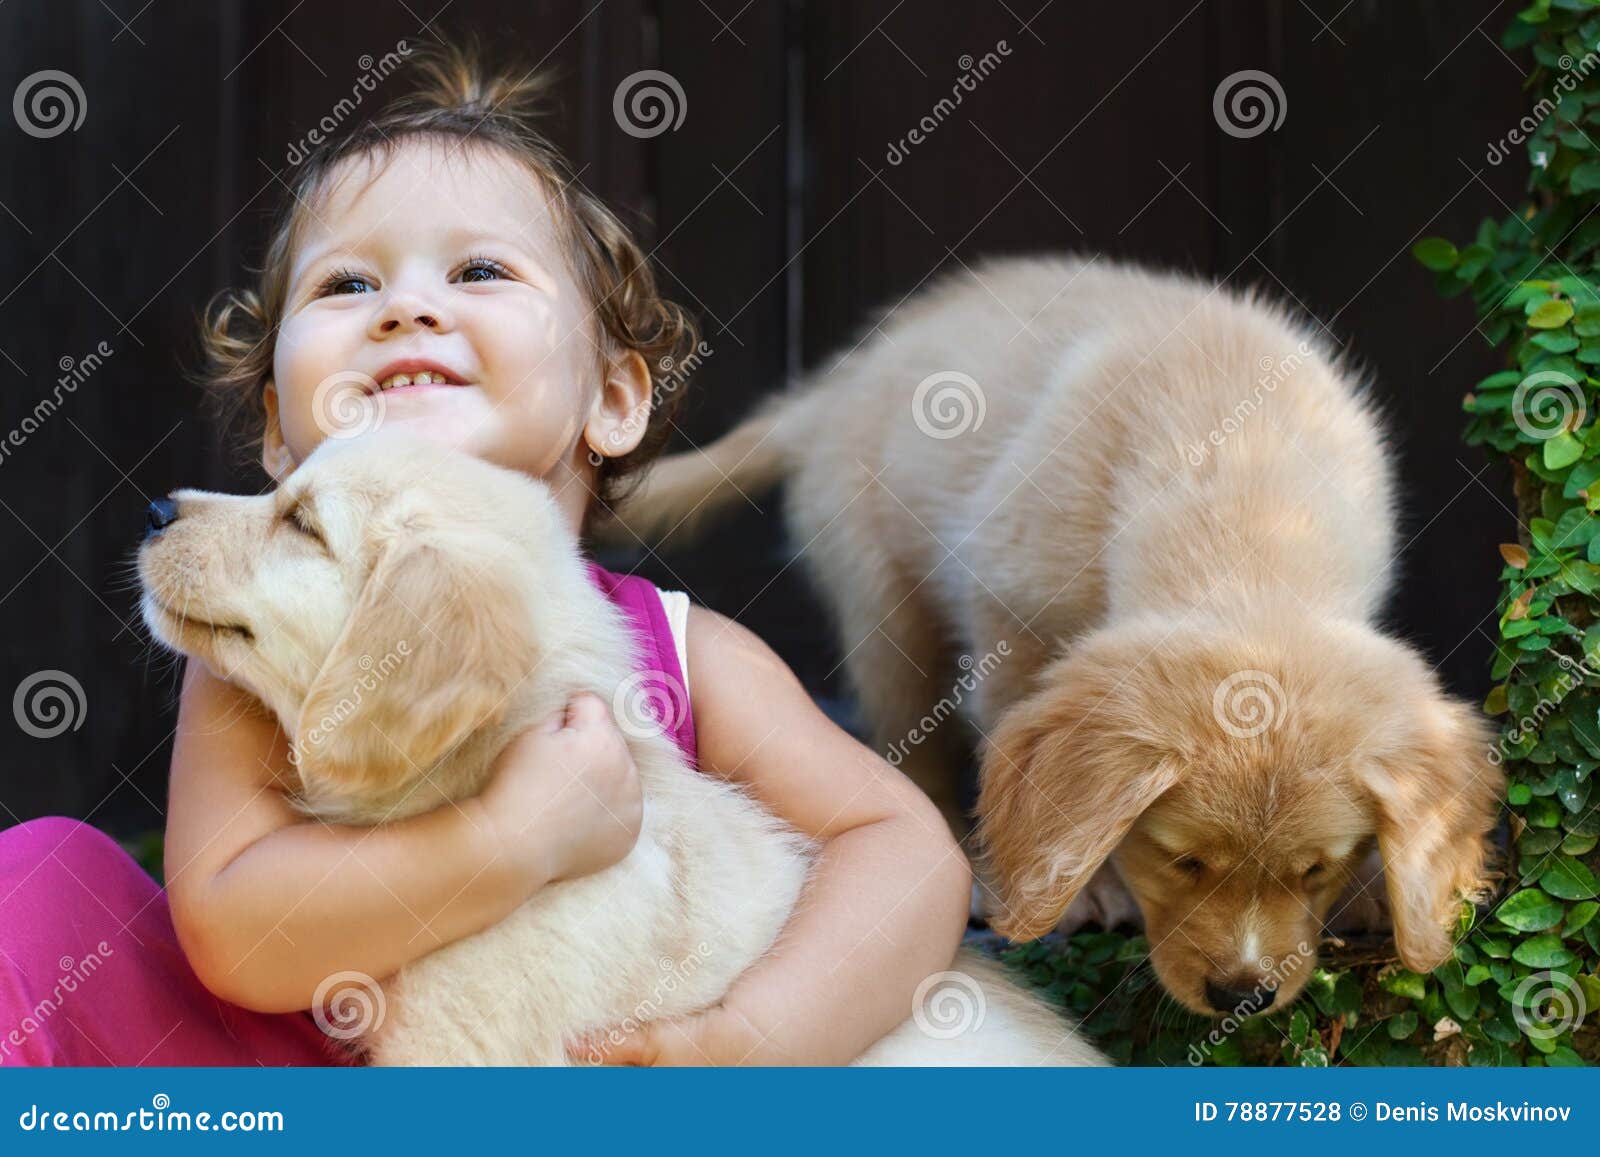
left=379, top=370, right=452, bottom=390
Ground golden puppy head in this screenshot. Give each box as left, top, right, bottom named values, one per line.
left=976, top=611, right=1501, bottom=1017
left=138, top=429, right=575, bottom=817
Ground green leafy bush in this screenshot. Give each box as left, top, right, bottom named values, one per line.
left=1408, top=0, right=1600, bottom=1068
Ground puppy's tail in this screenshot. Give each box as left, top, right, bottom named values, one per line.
left=600, top=401, right=792, bottom=545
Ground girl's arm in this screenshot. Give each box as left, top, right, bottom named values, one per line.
left=164, top=660, right=641, bottom=1013
left=584, top=607, right=971, bottom=1065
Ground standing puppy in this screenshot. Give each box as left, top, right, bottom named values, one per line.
left=614, top=257, right=1501, bottom=1016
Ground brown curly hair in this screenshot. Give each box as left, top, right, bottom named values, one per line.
left=196, top=36, right=697, bottom=514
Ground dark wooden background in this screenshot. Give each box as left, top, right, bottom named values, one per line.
left=0, top=0, right=1526, bottom=836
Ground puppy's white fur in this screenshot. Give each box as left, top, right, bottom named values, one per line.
left=138, top=431, right=1102, bottom=1065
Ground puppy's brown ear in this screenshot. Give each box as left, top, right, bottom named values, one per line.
left=292, top=532, right=530, bottom=793
left=1360, top=695, right=1501, bottom=972
left=977, top=645, right=1178, bottom=942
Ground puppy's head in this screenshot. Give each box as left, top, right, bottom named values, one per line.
left=976, top=611, right=1501, bottom=1016
left=138, top=430, right=573, bottom=817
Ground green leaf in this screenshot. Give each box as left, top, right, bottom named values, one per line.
left=1546, top=430, right=1586, bottom=470
left=1445, top=982, right=1481, bottom=1020
left=1570, top=159, right=1600, bottom=194
left=1563, top=899, right=1599, bottom=932
left=1386, top=1010, right=1418, bottom=1039
left=1530, top=299, right=1577, bottom=328
left=1497, top=888, right=1565, bottom=931
left=1413, top=237, right=1459, bottom=271
left=1541, top=856, right=1600, bottom=899
left=1511, top=933, right=1577, bottom=967
left=1509, top=781, right=1534, bottom=805
left=1289, top=1007, right=1310, bottom=1045
left=1382, top=969, right=1428, bottom=1001
left=1527, top=795, right=1564, bottom=825
left=1570, top=710, right=1600, bottom=758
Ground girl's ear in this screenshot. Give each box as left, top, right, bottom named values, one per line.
left=583, top=350, right=653, bottom=461
left=261, top=381, right=296, bottom=481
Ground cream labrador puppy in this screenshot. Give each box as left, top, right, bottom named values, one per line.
left=137, top=428, right=1103, bottom=1066
left=611, top=256, right=1502, bottom=1017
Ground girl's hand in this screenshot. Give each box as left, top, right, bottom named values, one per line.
left=472, top=692, right=644, bottom=892
left=570, top=1003, right=770, bottom=1067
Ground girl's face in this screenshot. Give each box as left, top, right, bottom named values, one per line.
left=265, top=140, right=647, bottom=525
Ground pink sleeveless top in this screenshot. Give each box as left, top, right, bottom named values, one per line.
left=587, top=563, right=697, bottom=766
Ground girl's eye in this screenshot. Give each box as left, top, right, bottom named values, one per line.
left=455, top=256, right=511, bottom=284
left=318, top=268, right=373, bottom=297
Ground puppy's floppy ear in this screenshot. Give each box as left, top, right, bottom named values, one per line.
left=1359, top=694, right=1501, bottom=972
left=977, top=639, right=1179, bottom=942
left=293, top=529, right=531, bottom=792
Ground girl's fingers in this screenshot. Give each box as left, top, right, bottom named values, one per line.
left=563, top=691, right=609, bottom=730
left=569, top=1027, right=649, bottom=1066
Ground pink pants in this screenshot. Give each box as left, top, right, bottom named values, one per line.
left=0, top=817, right=337, bottom=1066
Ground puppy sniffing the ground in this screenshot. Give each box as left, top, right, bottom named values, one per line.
left=138, top=429, right=1104, bottom=1065
left=610, top=256, right=1503, bottom=1017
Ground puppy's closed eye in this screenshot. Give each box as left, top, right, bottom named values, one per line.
left=284, top=502, right=325, bottom=547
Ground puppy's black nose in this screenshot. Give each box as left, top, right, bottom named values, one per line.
left=1204, top=979, right=1274, bottom=1015
left=144, top=496, right=180, bottom=540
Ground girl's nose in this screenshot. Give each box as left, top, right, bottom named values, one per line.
left=371, top=289, right=452, bottom=337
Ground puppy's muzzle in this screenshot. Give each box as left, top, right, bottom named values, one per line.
left=1204, top=977, right=1275, bottom=1016
left=144, top=495, right=180, bottom=540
